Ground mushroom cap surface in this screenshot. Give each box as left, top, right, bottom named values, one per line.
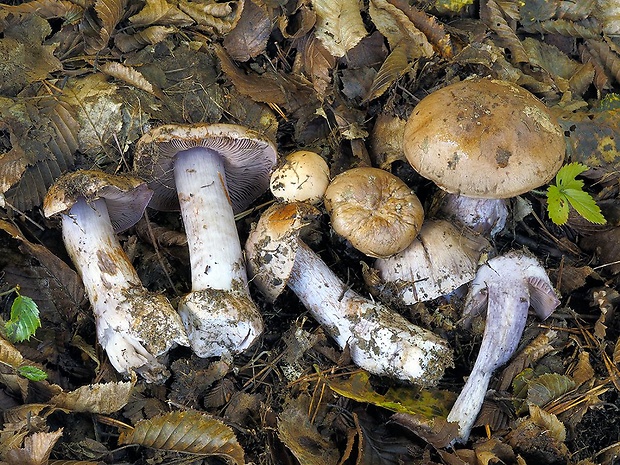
left=403, top=78, right=565, bottom=199
left=324, top=167, right=424, bottom=258
left=374, top=219, right=491, bottom=304
left=270, top=150, right=330, bottom=204
left=245, top=202, right=321, bottom=301
left=43, top=169, right=153, bottom=232
left=134, top=123, right=278, bottom=212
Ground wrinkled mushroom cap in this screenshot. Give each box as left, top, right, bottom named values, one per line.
left=404, top=79, right=565, bottom=199
left=374, top=219, right=491, bottom=304
left=270, top=150, right=330, bottom=204
left=134, top=123, right=278, bottom=213
left=324, top=167, right=424, bottom=258
left=245, top=202, right=321, bottom=301
left=43, top=170, right=153, bottom=233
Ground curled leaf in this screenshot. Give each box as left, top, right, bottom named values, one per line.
left=99, top=61, right=165, bottom=99
left=118, top=410, right=244, bottom=464
left=311, top=0, right=367, bottom=57
left=50, top=380, right=134, bottom=414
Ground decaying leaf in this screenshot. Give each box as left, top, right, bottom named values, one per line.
left=298, top=34, right=336, bottom=101
left=364, top=42, right=412, bottom=102
left=0, top=0, right=84, bottom=22
left=311, top=0, right=367, bottom=58
left=277, top=395, right=340, bottom=465
left=529, top=404, right=566, bottom=441
left=4, top=429, right=63, bottom=465
left=222, top=0, right=270, bottom=61
left=390, top=412, right=459, bottom=448
left=327, top=371, right=455, bottom=419
left=0, top=16, right=62, bottom=96
left=81, top=0, right=127, bottom=54
left=99, top=61, right=165, bottom=99
left=129, top=0, right=194, bottom=26
left=178, top=0, right=244, bottom=34
left=114, top=25, right=176, bottom=53
left=481, top=0, right=529, bottom=63
left=118, top=409, right=245, bottom=464
left=526, top=373, right=576, bottom=408
left=50, top=380, right=134, bottom=414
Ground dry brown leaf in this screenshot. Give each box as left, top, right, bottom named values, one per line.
left=585, top=39, right=620, bottom=85
left=179, top=0, right=244, bottom=34
left=277, top=395, right=340, bottom=465
left=523, top=18, right=602, bottom=39
left=118, top=409, right=245, bottom=464
left=390, top=412, right=459, bottom=448
left=369, top=112, right=406, bottom=169
left=82, top=0, right=127, bottom=54
left=0, top=0, right=83, bottom=21
left=278, top=0, right=316, bottom=39
left=299, top=34, right=336, bottom=100
left=4, top=429, right=63, bottom=465
left=222, top=0, right=270, bottom=61
left=311, top=0, right=367, bottom=57
left=49, top=380, right=134, bottom=414
left=114, top=25, right=176, bottom=53
left=529, top=404, right=566, bottom=441
left=129, top=0, right=194, bottom=26
left=368, top=0, right=433, bottom=56
left=557, top=0, right=596, bottom=21
left=0, top=336, right=25, bottom=370
left=570, top=351, right=596, bottom=386
left=481, top=0, right=529, bottom=63
left=364, top=42, right=412, bottom=102
left=99, top=61, right=165, bottom=99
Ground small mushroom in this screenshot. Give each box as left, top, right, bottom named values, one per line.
left=446, top=251, right=560, bottom=442
left=323, top=167, right=424, bottom=258
left=374, top=220, right=491, bottom=304
left=270, top=150, right=330, bottom=204
left=133, top=123, right=277, bottom=358
left=43, top=170, right=189, bottom=382
left=245, top=202, right=453, bottom=386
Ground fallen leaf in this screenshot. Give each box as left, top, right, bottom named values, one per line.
left=223, top=0, right=271, bottom=61
left=50, top=380, right=134, bottom=414
left=118, top=409, right=245, bottom=464
left=4, top=429, right=63, bottom=465
left=311, top=0, right=367, bottom=57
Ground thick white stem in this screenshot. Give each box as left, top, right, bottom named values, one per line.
left=287, top=241, right=452, bottom=386
left=61, top=197, right=188, bottom=382
left=174, top=147, right=247, bottom=291
left=62, top=198, right=138, bottom=310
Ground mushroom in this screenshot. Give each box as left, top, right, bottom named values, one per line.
left=434, top=193, right=508, bottom=237
left=43, top=170, right=189, bottom=382
left=133, top=123, right=277, bottom=358
left=446, top=251, right=560, bottom=442
left=374, top=220, right=491, bottom=304
left=270, top=150, right=330, bottom=204
left=323, top=167, right=424, bottom=258
left=245, top=202, right=453, bottom=386
left=403, top=78, right=565, bottom=235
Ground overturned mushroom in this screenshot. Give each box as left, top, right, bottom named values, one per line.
left=446, top=250, right=560, bottom=442
left=324, top=167, right=424, bottom=258
left=374, top=220, right=491, bottom=304
left=134, top=123, right=277, bottom=358
left=245, top=202, right=453, bottom=386
left=43, top=170, right=189, bottom=382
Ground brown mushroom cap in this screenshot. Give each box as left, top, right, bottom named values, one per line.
left=323, top=167, right=424, bottom=258
left=43, top=170, right=153, bottom=232
left=403, top=79, right=565, bottom=199
left=133, top=123, right=278, bottom=213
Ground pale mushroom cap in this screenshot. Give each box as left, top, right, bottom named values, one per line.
left=43, top=170, right=153, bottom=232
left=245, top=202, right=321, bottom=301
left=324, top=167, right=424, bottom=258
left=270, top=150, right=330, bottom=204
left=374, top=219, right=491, bottom=304
left=133, top=123, right=278, bottom=213
left=403, top=79, right=566, bottom=199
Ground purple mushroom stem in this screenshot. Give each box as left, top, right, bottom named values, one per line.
left=447, top=251, right=560, bottom=442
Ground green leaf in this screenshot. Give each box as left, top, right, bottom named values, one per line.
left=546, top=162, right=606, bottom=225
left=18, top=365, right=48, bottom=381
left=5, top=295, right=41, bottom=342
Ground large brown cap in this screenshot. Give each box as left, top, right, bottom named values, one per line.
left=324, top=167, right=424, bottom=258
left=43, top=170, right=153, bottom=232
left=134, top=123, right=277, bottom=213
left=403, top=78, right=565, bottom=199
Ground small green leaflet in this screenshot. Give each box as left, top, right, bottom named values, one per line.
left=18, top=365, right=48, bottom=381
left=546, top=162, right=606, bottom=226
left=5, top=294, right=41, bottom=342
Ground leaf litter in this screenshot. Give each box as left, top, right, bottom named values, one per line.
left=0, top=0, right=619, bottom=463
